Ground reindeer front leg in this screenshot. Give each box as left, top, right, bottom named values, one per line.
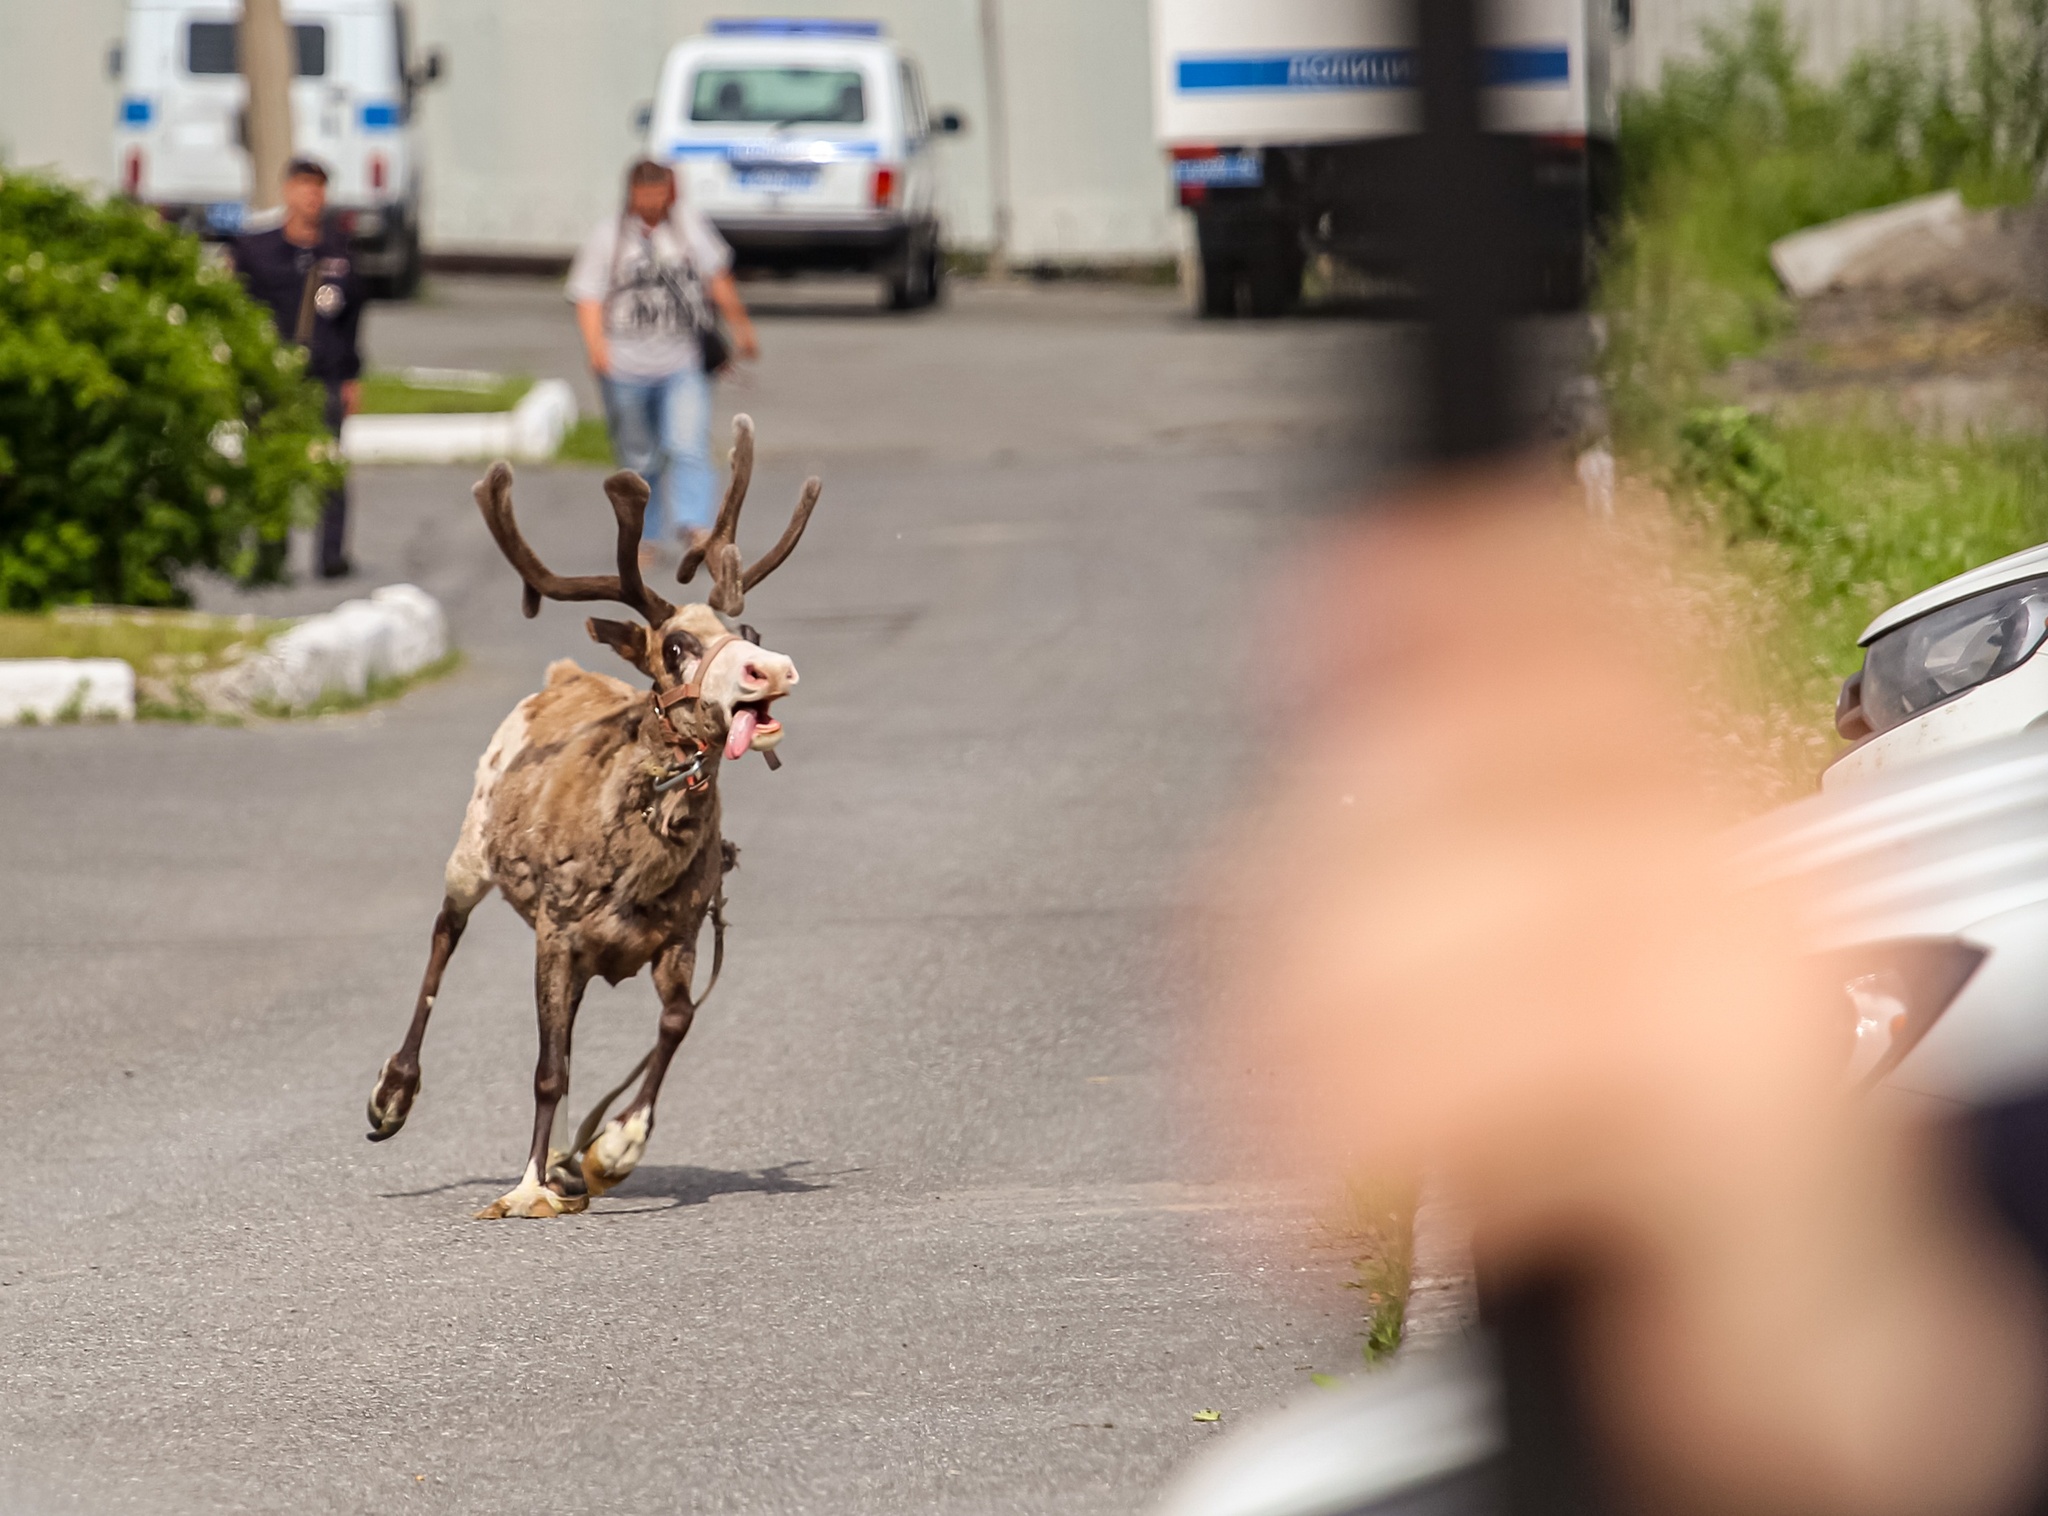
left=581, top=936, right=699, bottom=1199
left=478, top=931, right=591, bottom=1220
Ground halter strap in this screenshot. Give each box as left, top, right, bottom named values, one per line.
left=677, top=634, right=741, bottom=702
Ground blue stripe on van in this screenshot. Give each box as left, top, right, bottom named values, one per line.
left=1487, top=45, right=1571, bottom=85
left=1175, top=44, right=1568, bottom=93
left=121, top=97, right=153, bottom=125
left=360, top=101, right=401, bottom=130
left=665, top=140, right=881, bottom=161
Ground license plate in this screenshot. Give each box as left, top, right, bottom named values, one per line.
left=733, top=165, right=818, bottom=192
left=1172, top=153, right=1263, bottom=189
left=204, top=201, right=246, bottom=233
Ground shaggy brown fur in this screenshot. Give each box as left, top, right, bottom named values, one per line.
left=363, top=417, right=819, bottom=1219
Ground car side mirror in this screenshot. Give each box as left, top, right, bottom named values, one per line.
left=934, top=109, right=965, bottom=135
left=1836, top=668, right=1873, bottom=742
left=405, top=48, right=442, bottom=91
left=633, top=102, right=654, bottom=134
left=107, top=43, right=124, bottom=81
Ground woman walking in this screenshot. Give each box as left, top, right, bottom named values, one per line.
left=567, top=159, right=760, bottom=563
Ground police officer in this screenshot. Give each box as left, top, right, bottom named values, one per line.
left=229, top=156, right=364, bottom=579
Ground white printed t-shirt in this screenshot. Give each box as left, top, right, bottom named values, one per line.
left=565, top=205, right=733, bottom=380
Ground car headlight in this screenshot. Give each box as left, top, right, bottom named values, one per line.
left=1839, top=575, right=2048, bottom=740
left=1812, top=937, right=1985, bottom=1087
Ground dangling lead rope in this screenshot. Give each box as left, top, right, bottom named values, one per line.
left=567, top=884, right=728, bottom=1160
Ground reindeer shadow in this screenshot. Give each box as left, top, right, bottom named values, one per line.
left=598, top=1160, right=839, bottom=1215
left=380, top=1160, right=842, bottom=1212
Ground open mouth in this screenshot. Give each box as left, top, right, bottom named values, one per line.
left=726, top=700, right=784, bottom=760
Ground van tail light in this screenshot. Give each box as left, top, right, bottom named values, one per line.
left=122, top=146, right=145, bottom=198
left=369, top=153, right=388, bottom=194
left=871, top=166, right=897, bottom=209
left=1172, top=144, right=1220, bottom=207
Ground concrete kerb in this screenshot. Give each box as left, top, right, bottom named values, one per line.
left=0, top=659, right=136, bottom=724
left=340, top=379, right=578, bottom=464
left=190, top=584, right=451, bottom=712
left=0, top=585, right=451, bottom=725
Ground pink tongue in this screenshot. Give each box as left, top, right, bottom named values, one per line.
left=725, top=708, right=759, bottom=761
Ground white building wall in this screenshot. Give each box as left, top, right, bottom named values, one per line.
left=0, top=0, right=128, bottom=182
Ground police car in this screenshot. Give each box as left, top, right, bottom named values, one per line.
left=642, top=19, right=963, bottom=310
left=110, top=0, right=442, bottom=296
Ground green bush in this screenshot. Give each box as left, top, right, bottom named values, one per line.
left=1603, top=2, right=2048, bottom=445
left=0, top=171, right=340, bottom=609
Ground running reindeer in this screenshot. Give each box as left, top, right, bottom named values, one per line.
left=365, top=415, right=819, bottom=1219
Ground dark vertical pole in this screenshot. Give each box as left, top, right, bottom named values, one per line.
left=1414, top=0, right=1523, bottom=464
left=1411, top=1, right=1612, bottom=1513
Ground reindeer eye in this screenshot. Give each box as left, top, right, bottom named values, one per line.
left=663, top=631, right=701, bottom=671
left=738, top=623, right=761, bottom=645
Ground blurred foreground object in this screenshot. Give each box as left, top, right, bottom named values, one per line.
left=1202, top=472, right=2048, bottom=1516
left=1829, top=539, right=2048, bottom=788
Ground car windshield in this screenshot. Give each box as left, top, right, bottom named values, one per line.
left=690, top=67, right=866, bottom=124
left=187, top=21, right=327, bottom=77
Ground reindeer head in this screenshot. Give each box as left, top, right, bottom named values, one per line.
left=474, top=415, right=818, bottom=764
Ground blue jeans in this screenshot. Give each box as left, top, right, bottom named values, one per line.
left=599, top=369, right=714, bottom=541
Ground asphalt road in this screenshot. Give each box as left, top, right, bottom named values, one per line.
left=0, top=279, right=1395, bottom=1514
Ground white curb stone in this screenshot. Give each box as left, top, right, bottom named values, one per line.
left=194, top=583, right=450, bottom=712
left=0, top=659, right=136, bottom=724
left=340, top=379, right=578, bottom=464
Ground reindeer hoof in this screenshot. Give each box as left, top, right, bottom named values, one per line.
left=545, top=1149, right=589, bottom=1197
left=580, top=1112, right=651, bottom=1199
left=365, top=1057, right=419, bottom=1142
left=474, top=1175, right=588, bottom=1220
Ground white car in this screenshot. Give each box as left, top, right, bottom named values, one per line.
left=111, top=0, right=441, bottom=295
left=641, top=19, right=962, bottom=310
left=1827, top=540, right=2048, bottom=789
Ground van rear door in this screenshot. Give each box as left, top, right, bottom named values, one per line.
left=135, top=7, right=391, bottom=223
left=656, top=39, right=893, bottom=224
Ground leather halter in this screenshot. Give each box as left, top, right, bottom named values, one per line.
left=647, top=635, right=741, bottom=796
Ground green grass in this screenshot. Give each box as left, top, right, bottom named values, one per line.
left=1676, top=408, right=2048, bottom=724
left=555, top=416, right=615, bottom=465
left=0, top=606, right=283, bottom=670
left=354, top=370, right=533, bottom=415
left=1338, top=1178, right=1416, bottom=1366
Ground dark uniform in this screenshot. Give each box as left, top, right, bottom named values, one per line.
left=230, top=224, right=364, bottom=577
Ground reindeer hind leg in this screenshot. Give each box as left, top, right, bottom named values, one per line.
left=478, top=932, right=590, bottom=1219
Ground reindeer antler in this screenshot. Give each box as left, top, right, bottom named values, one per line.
left=474, top=462, right=676, bottom=625
left=677, top=414, right=823, bottom=616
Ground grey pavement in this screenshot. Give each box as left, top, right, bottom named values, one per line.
left=1, top=280, right=1397, bottom=1514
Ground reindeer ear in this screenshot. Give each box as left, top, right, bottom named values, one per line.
left=585, top=617, right=649, bottom=669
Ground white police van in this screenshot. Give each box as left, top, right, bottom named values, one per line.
left=642, top=19, right=962, bottom=310
left=110, top=0, right=442, bottom=295
left=1151, top=0, right=1626, bottom=316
